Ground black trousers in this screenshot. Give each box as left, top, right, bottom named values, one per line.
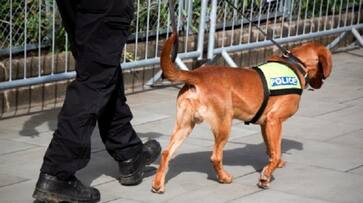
left=40, top=0, right=142, bottom=180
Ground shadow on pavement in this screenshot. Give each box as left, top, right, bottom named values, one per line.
left=165, top=138, right=303, bottom=183
left=77, top=131, right=166, bottom=186
left=19, top=110, right=58, bottom=137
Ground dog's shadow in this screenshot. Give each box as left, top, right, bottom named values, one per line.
left=164, top=138, right=303, bottom=183
left=65, top=136, right=302, bottom=188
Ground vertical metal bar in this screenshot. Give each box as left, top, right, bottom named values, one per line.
left=296, top=0, right=302, bottom=35
left=9, top=0, right=13, bottom=81
left=230, top=0, right=237, bottom=46
left=239, top=1, right=246, bottom=44
left=310, top=0, right=317, bottom=33
left=145, top=0, right=151, bottom=59
left=135, top=0, right=140, bottom=60
left=177, top=0, right=183, bottom=32
left=338, top=0, right=343, bottom=28
left=287, top=0, right=294, bottom=37
left=185, top=0, right=192, bottom=53
left=280, top=0, right=287, bottom=38
left=155, top=0, right=161, bottom=57
left=123, top=44, right=127, bottom=62
left=197, top=0, right=207, bottom=60
left=344, top=0, right=349, bottom=27
left=256, top=0, right=263, bottom=42
left=38, top=0, right=42, bottom=77
left=24, top=0, right=28, bottom=79
left=166, top=4, right=170, bottom=37
left=358, top=0, right=363, bottom=24
left=350, top=0, right=355, bottom=25
left=248, top=0, right=255, bottom=43
left=65, top=34, right=68, bottom=72
left=207, top=0, right=217, bottom=59
left=331, top=0, right=338, bottom=29
left=265, top=0, right=272, bottom=41
left=222, top=1, right=227, bottom=48
left=324, top=0, right=330, bottom=31
left=303, top=0, right=310, bottom=34
left=285, top=0, right=292, bottom=16
left=273, top=0, right=280, bottom=38
left=317, top=0, right=323, bottom=31
left=51, top=0, right=56, bottom=75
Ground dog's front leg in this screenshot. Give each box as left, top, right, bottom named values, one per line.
left=261, top=125, right=286, bottom=169
left=258, top=120, right=283, bottom=189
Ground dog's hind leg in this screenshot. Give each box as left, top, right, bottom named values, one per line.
left=152, top=98, right=196, bottom=194
left=258, top=121, right=283, bottom=189
left=210, top=117, right=233, bottom=184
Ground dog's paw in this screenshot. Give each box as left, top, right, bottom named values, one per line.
left=217, top=172, right=233, bottom=184
left=278, top=160, right=286, bottom=168
left=151, top=186, right=165, bottom=194
left=258, top=167, right=271, bottom=189
left=257, top=179, right=270, bottom=189
left=151, top=179, right=165, bottom=194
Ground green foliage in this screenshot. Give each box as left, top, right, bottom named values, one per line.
left=0, top=0, right=56, bottom=48
left=299, top=0, right=361, bottom=17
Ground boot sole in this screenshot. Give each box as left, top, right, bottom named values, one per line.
left=33, top=188, right=99, bottom=203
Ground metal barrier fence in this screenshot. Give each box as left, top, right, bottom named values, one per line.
left=207, top=0, right=363, bottom=66
left=1, top=0, right=363, bottom=91
left=0, top=0, right=207, bottom=90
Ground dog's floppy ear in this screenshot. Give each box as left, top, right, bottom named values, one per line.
left=317, top=45, right=333, bottom=79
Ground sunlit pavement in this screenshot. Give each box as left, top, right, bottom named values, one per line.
left=0, top=49, right=363, bottom=203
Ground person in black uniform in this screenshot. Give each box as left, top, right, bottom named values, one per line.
left=32, top=1, right=161, bottom=202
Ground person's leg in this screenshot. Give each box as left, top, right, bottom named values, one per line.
left=98, top=67, right=143, bottom=162
left=34, top=0, right=127, bottom=202
left=97, top=66, right=161, bottom=186
left=96, top=0, right=161, bottom=185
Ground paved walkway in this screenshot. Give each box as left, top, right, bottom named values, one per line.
left=0, top=49, right=363, bottom=203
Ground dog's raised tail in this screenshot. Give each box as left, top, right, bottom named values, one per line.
left=160, top=32, right=198, bottom=84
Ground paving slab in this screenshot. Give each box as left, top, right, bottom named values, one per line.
left=235, top=164, right=363, bottom=203
left=282, top=116, right=360, bottom=141
left=229, top=189, right=333, bottom=203
left=0, top=179, right=36, bottom=203
left=0, top=138, right=39, bottom=155
left=328, top=129, right=363, bottom=150
left=0, top=173, right=29, bottom=188
left=274, top=164, right=363, bottom=203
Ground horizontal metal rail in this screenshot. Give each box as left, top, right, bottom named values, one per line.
left=213, top=24, right=363, bottom=55
left=0, top=50, right=200, bottom=90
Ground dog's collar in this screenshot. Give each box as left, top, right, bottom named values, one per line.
left=275, top=53, right=309, bottom=89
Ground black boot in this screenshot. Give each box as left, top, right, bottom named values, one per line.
left=33, top=173, right=100, bottom=203
left=119, top=140, right=161, bottom=186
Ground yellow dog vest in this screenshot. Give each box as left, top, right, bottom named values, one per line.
left=245, top=61, right=303, bottom=125
left=256, top=62, right=303, bottom=96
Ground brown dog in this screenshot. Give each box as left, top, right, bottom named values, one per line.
left=151, top=33, right=332, bottom=193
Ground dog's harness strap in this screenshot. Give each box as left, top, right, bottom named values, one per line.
left=273, top=56, right=309, bottom=89
left=270, top=89, right=302, bottom=96
left=245, top=67, right=270, bottom=125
